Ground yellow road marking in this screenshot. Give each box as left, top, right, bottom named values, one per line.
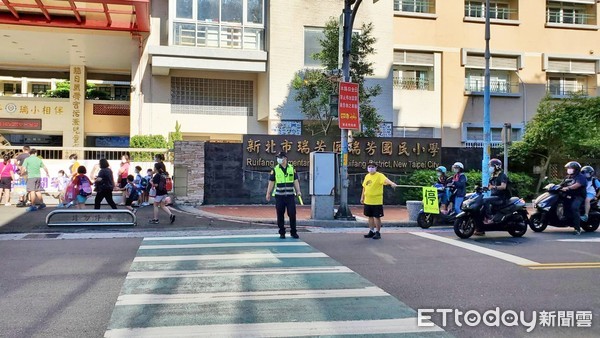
left=523, top=262, right=600, bottom=270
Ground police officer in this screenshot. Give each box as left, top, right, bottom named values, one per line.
left=266, top=152, right=301, bottom=239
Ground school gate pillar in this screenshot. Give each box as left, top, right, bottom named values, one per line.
left=173, top=141, right=205, bottom=205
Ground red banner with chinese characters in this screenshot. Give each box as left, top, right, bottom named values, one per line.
left=338, top=82, right=360, bottom=130
left=0, top=118, right=42, bottom=130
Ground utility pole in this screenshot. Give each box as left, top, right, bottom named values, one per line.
left=335, top=0, right=358, bottom=220
left=482, top=0, right=492, bottom=188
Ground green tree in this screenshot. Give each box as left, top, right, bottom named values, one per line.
left=292, top=19, right=383, bottom=136
left=44, top=81, right=111, bottom=100
left=168, top=121, right=183, bottom=150
left=510, top=95, right=600, bottom=192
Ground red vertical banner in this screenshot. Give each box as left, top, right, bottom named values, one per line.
left=338, top=82, right=360, bottom=130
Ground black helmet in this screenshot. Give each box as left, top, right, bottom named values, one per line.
left=489, top=158, right=502, bottom=170
left=564, top=161, right=582, bottom=172
left=581, top=165, right=595, bottom=176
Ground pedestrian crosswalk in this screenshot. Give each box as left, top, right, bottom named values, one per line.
left=104, top=235, right=450, bottom=337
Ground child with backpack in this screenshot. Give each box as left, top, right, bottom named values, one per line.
left=581, top=166, right=600, bottom=222
left=123, top=175, right=140, bottom=214
left=149, top=162, right=175, bottom=224
left=141, top=168, right=152, bottom=206
left=71, top=166, right=92, bottom=209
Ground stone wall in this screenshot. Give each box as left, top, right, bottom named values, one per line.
left=173, top=141, right=205, bottom=205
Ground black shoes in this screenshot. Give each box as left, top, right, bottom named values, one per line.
left=364, top=230, right=375, bottom=238
left=291, top=233, right=299, bottom=239
left=280, top=233, right=286, bottom=239
left=170, top=214, right=176, bottom=224
left=148, top=219, right=159, bottom=224
left=372, top=231, right=381, bottom=240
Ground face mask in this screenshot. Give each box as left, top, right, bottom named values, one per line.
left=489, top=167, right=495, bottom=174
left=367, top=167, right=376, bottom=173
left=436, top=172, right=442, bottom=177
left=452, top=168, right=459, bottom=173
left=70, top=160, right=75, bottom=164
left=567, top=169, right=574, bottom=175
left=277, top=158, right=284, bottom=165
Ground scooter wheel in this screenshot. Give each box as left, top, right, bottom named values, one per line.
left=454, top=217, right=475, bottom=239
left=508, top=214, right=527, bottom=237
left=417, top=212, right=434, bottom=229
left=529, top=213, right=547, bottom=232
left=581, top=220, right=599, bottom=232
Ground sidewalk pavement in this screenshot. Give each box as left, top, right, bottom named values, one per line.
left=190, top=204, right=416, bottom=227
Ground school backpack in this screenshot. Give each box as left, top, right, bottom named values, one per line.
left=80, top=176, right=93, bottom=196
left=140, top=175, right=149, bottom=189
left=157, top=173, right=168, bottom=194
left=129, top=185, right=140, bottom=200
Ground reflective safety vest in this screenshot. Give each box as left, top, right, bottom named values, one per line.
left=273, top=164, right=296, bottom=196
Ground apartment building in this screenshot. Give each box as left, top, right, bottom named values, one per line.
left=0, top=0, right=598, bottom=149
left=393, top=0, right=600, bottom=146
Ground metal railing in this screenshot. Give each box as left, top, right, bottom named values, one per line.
left=0, top=146, right=170, bottom=161
left=547, top=10, right=596, bottom=25
left=393, top=77, right=432, bottom=90
left=464, top=4, right=518, bottom=20
left=393, top=0, right=435, bottom=14
left=547, top=83, right=589, bottom=97
left=464, top=79, right=520, bottom=94
left=173, top=21, right=264, bottom=50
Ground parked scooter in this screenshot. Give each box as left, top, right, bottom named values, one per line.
left=417, top=183, right=457, bottom=228
left=453, top=186, right=529, bottom=239
left=530, top=183, right=600, bottom=233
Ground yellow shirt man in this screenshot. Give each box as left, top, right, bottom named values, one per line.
left=361, top=161, right=398, bottom=240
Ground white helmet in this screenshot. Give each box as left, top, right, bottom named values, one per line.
left=452, top=162, right=464, bottom=170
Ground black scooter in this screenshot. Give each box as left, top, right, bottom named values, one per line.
left=530, top=183, right=600, bottom=233
left=417, top=183, right=457, bottom=228
left=453, top=187, right=529, bottom=239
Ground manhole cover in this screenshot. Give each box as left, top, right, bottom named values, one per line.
left=23, top=233, right=61, bottom=239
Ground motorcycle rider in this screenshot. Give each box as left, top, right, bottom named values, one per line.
left=481, top=159, right=511, bottom=233
left=580, top=165, right=600, bottom=222
left=448, top=162, right=467, bottom=215
left=561, top=161, right=587, bottom=235
left=435, top=166, right=450, bottom=214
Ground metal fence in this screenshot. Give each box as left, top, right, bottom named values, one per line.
left=0, top=146, right=171, bottom=161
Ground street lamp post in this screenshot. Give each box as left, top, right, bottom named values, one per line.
left=482, top=0, right=492, bottom=188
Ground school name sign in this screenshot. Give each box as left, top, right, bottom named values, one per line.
left=243, top=135, right=442, bottom=173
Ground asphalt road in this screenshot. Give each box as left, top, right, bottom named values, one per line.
left=0, top=227, right=598, bottom=338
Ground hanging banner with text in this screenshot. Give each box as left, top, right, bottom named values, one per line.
left=338, top=81, right=360, bottom=130
left=243, top=135, right=441, bottom=173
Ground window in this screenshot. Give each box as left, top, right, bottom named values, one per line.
left=394, top=127, right=434, bottom=138
left=547, top=2, right=594, bottom=25
left=304, top=27, right=324, bottom=67
left=394, top=0, right=435, bottom=14
left=463, top=125, right=523, bottom=146
left=114, top=86, right=131, bottom=101
left=31, top=84, right=50, bottom=96
left=393, top=50, right=435, bottom=90
left=172, top=0, right=265, bottom=50
left=2, top=83, right=21, bottom=95
left=545, top=57, right=595, bottom=97
left=547, top=76, right=588, bottom=96
left=465, top=1, right=512, bottom=20
left=465, top=70, right=515, bottom=94
left=171, top=77, right=254, bottom=116
left=463, top=53, right=520, bottom=94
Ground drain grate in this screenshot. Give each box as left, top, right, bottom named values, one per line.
left=23, top=233, right=61, bottom=239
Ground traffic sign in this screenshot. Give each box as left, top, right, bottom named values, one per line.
left=338, top=82, right=360, bottom=130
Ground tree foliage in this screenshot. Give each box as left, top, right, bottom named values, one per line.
left=44, top=81, right=111, bottom=100
left=510, top=95, right=600, bottom=191
left=292, top=19, right=383, bottom=136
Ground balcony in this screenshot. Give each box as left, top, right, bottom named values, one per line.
left=394, top=0, right=437, bottom=18
left=547, top=83, right=589, bottom=98
left=393, top=77, right=432, bottom=90
left=464, top=79, right=520, bottom=96
left=172, top=21, right=264, bottom=51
